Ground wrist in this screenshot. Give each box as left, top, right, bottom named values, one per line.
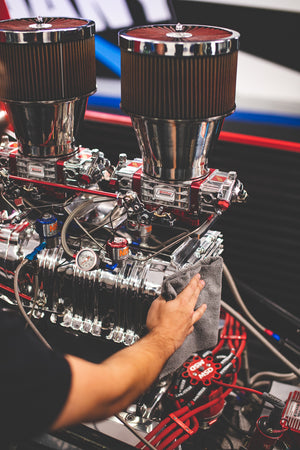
left=146, top=327, right=177, bottom=360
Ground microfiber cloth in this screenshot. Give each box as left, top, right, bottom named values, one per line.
left=159, top=256, right=223, bottom=378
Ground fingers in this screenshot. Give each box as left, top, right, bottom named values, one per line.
left=188, top=325, right=194, bottom=335
left=192, top=303, right=207, bottom=324
left=178, top=274, right=205, bottom=307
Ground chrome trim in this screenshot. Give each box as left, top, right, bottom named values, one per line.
left=131, top=114, right=230, bottom=181
left=6, top=96, right=89, bottom=157
left=119, top=24, right=239, bottom=57
left=0, top=223, right=224, bottom=342
left=0, top=17, right=95, bottom=44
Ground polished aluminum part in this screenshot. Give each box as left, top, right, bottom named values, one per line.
left=0, top=17, right=95, bottom=44
left=0, top=221, right=40, bottom=280
left=131, top=115, right=225, bottom=181
left=112, top=154, right=246, bottom=214
left=119, top=24, right=239, bottom=57
left=141, top=175, right=191, bottom=210
left=9, top=96, right=88, bottom=157
left=0, top=220, right=223, bottom=345
left=16, top=155, right=57, bottom=180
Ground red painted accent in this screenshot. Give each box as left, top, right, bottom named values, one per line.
left=128, top=161, right=142, bottom=168
left=109, top=178, right=118, bottom=188
left=197, top=387, right=225, bottom=421
left=8, top=175, right=118, bottom=199
left=208, top=418, right=218, bottom=426
left=85, top=110, right=132, bottom=127
left=0, top=0, right=10, bottom=20
left=190, top=169, right=214, bottom=212
left=84, top=110, right=300, bottom=153
left=80, top=174, right=91, bottom=184
left=217, top=200, right=230, bottom=210
left=183, top=355, right=222, bottom=386
left=247, top=417, right=287, bottom=450
left=265, top=328, right=273, bottom=336
left=220, top=131, right=300, bottom=153
left=15, top=221, right=29, bottom=233
left=14, top=197, right=24, bottom=207
left=107, top=237, right=128, bottom=249
left=282, top=391, right=300, bottom=447
left=0, top=282, right=31, bottom=301
left=212, top=175, right=227, bottom=182
left=132, top=167, right=142, bottom=196
left=106, top=238, right=129, bottom=260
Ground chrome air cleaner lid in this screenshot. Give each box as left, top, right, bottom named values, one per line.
left=0, top=17, right=95, bottom=44
left=119, top=23, right=239, bottom=57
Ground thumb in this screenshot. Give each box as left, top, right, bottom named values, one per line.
left=192, top=303, right=207, bottom=325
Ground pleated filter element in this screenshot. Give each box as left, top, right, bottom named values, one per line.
left=0, top=17, right=96, bottom=102
left=119, top=24, right=239, bottom=120
left=0, top=17, right=96, bottom=157
left=119, top=24, right=240, bottom=181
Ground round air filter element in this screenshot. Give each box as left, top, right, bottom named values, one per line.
left=0, top=17, right=96, bottom=102
left=119, top=24, right=239, bottom=120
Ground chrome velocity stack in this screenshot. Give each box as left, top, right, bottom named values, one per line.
left=0, top=17, right=96, bottom=157
left=119, top=24, right=239, bottom=181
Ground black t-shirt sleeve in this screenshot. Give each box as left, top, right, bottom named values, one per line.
left=0, top=308, right=71, bottom=442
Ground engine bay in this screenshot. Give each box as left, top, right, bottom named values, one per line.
left=0, top=16, right=299, bottom=450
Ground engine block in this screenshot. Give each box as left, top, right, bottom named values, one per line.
left=0, top=212, right=223, bottom=345
left=0, top=17, right=248, bottom=445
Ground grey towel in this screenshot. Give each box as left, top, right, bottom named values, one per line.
left=159, top=256, right=223, bottom=377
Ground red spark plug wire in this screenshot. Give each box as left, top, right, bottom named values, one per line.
left=159, top=415, right=199, bottom=450
left=212, top=379, right=263, bottom=397
left=138, top=378, right=237, bottom=450
left=212, top=312, right=230, bottom=355
left=137, top=315, right=246, bottom=450
left=157, top=382, right=237, bottom=450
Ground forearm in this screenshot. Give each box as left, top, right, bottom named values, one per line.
left=52, top=329, right=175, bottom=429
left=101, top=328, right=175, bottom=407
left=52, top=275, right=205, bottom=431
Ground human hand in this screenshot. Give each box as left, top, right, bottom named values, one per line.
left=146, top=274, right=207, bottom=353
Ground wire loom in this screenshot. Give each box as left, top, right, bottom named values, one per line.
left=136, top=312, right=247, bottom=450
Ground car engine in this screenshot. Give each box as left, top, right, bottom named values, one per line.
left=0, top=17, right=267, bottom=449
